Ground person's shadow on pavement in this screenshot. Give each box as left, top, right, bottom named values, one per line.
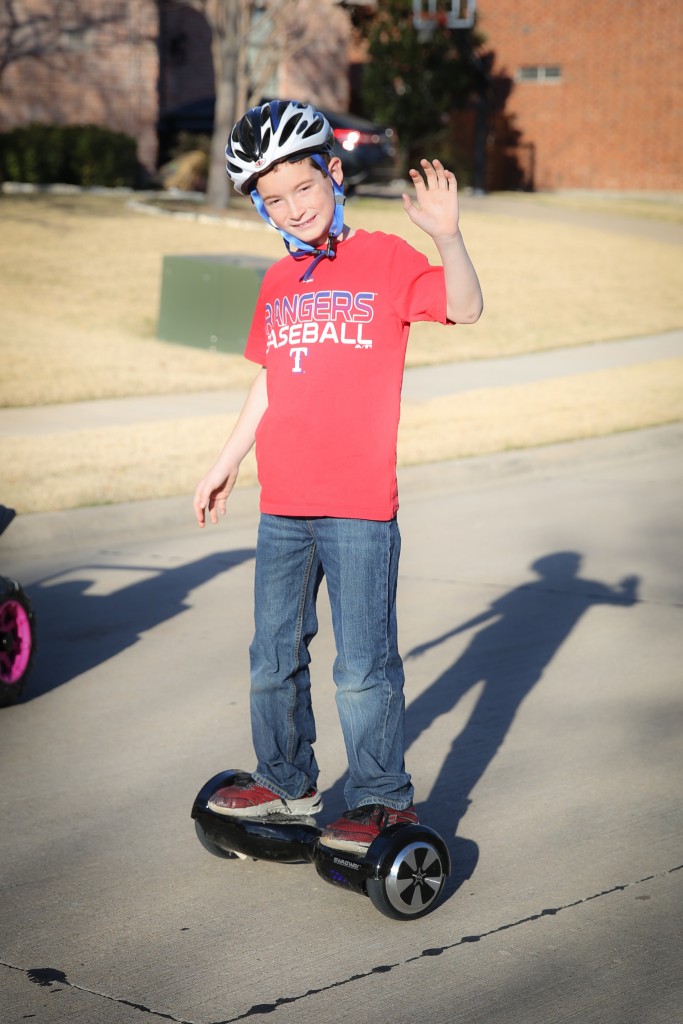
left=23, top=548, right=255, bottom=699
left=403, top=551, right=639, bottom=895
left=321, top=551, right=639, bottom=897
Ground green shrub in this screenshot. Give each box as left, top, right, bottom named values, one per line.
left=0, top=123, right=139, bottom=187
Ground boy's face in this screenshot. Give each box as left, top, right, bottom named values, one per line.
left=255, top=156, right=344, bottom=248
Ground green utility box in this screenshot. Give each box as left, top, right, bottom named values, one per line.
left=157, top=254, right=273, bottom=353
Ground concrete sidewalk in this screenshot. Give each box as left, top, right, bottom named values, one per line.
left=1, top=423, right=681, bottom=1023
left=1, top=329, right=682, bottom=438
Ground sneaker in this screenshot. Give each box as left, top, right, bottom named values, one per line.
left=320, top=803, right=418, bottom=855
left=208, top=773, right=322, bottom=818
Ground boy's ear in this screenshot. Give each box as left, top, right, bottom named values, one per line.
left=328, top=155, right=344, bottom=186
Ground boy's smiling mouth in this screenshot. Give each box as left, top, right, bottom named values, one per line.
left=293, top=214, right=318, bottom=230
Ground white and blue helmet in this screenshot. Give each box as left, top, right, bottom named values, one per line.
left=226, top=100, right=334, bottom=196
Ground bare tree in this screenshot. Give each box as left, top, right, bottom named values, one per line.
left=0, top=0, right=56, bottom=79
left=179, top=0, right=332, bottom=209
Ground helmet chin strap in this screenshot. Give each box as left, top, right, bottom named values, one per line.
left=250, top=155, right=346, bottom=282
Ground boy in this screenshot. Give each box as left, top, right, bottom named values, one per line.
left=193, top=100, right=482, bottom=855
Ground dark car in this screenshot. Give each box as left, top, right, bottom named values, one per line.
left=318, top=107, right=398, bottom=189
left=157, top=98, right=398, bottom=191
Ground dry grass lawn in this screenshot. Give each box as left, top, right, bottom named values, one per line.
left=2, top=191, right=683, bottom=407
left=1, top=190, right=682, bottom=513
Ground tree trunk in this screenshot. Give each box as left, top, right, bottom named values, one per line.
left=203, top=0, right=331, bottom=208
left=205, top=0, right=249, bottom=210
left=206, top=64, right=234, bottom=209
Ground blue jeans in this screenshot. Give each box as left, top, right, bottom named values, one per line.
left=249, top=514, right=413, bottom=810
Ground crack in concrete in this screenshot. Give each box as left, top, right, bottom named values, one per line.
left=3, top=862, right=681, bottom=1023
left=2, top=960, right=195, bottom=1023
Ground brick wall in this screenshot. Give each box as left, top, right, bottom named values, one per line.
left=3, top=1, right=678, bottom=191
left=0, top=0, right=160, bottom=173
left=478, top=0, right=683, bottom=190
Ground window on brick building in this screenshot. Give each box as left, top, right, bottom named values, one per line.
left=517, top=65, right=562, bottom=82
left=61, top=27, right=93, bottom=51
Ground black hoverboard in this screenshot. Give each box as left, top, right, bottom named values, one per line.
left=192, top=770, right=451, bottom=920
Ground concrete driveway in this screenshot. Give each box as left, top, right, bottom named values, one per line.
left=1, top=424, right=682, bottom=1023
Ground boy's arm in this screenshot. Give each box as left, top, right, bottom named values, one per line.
left=402, top=158, right=483, bottom=324
left=193, top=366, right=268, bottom=527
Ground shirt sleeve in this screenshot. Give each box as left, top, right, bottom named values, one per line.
left=389, top=237, right=450, bottom=325
left=244, top=275, right=270, bottom=365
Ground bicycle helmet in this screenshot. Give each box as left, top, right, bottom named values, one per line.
left=226, top=100, right=346, bottom=281
left=227, top=100, right=333, bottom=195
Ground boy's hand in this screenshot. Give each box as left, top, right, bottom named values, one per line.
left=402, top=159, right=460, bottom=240
left=193, top=466, right=238, bottom=527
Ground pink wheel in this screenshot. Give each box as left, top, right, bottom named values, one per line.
left=0, top=577, right=36, bottom=706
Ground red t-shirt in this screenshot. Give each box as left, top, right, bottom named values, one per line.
left=244, top=229, right=451, bottom=519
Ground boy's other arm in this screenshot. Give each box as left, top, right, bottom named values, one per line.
left=193, top=366, right=268, bottom=527
left=402, top=158, right=483, bottom=324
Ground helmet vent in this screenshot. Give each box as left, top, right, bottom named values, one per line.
left=301, top=117, right=325, bottom=139
left=238, top=117, right=258, bottom=157
left=279, top=111, right=303, bottom=146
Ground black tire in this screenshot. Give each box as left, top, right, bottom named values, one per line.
left=366, top=838, right=447, bottom=920
left=194, top=819, right=245, bottom=860
left=0, top=577, right=36, bottom=707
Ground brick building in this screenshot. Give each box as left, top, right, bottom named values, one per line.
left=477, top=0, right=683, bottom=190
left=0, top=0, right=354, bottom=179
left=0, top=0, right=680, bottom=191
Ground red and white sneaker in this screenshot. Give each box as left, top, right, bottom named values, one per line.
left=208, top=773, right=322, bottom=818
left=321, top=803, right=418, bottom=855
